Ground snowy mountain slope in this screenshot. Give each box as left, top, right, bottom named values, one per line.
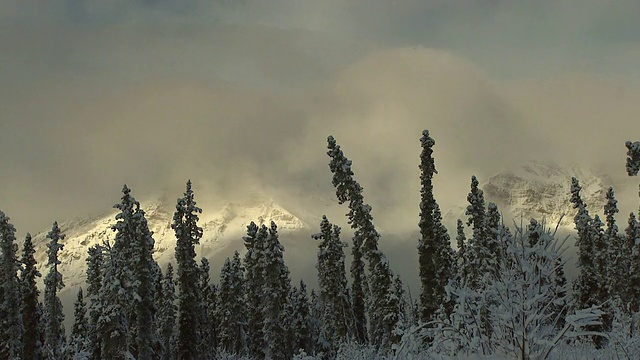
left=31, top=193, right=310, bottom=291
left=445, top=161, right=611, bottom=229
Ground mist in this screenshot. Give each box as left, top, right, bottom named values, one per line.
left=1, top=0, right=640, bottom=238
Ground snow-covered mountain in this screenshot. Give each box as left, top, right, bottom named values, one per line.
left=445, top=161, right=612, bottom=229
left=484, top=161, right=610, bottom=227
left=31, top=192, right=310, bottom=291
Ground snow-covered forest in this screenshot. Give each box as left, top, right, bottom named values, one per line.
left=2, top=134, right=640, bottom=360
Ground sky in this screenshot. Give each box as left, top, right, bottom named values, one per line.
left=2, top=0, right=640, bottom=236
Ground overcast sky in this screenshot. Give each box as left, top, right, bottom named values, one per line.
left=2, top=0, right=640, bottom=235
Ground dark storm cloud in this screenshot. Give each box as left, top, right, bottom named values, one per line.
left=1, top=0, right=640, bottom=235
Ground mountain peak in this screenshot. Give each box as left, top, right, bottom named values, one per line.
left=31, top=194, right=308, bottom=291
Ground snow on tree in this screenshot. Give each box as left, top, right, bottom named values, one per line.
left=67, top=287, right=91, bottom=359
left=348, top=230, right=368, bottom=345
left=604, top=187, right=628, bottom=303
left=290, top=280, right=313, bottom=356
left=627, top=212, right=640, bottom=314
left=85, top=244, right=103, bottom=360
left=243, top=221, right=266, bottom=358
left=484, top=202, right=504, bottom=276
left=465, top=175, right=488, bottom=290
left=326, top=135, right=399, bottom=350
left=570, top=177, right=599, bottom=310
left=570, top=178, right=609, bottom=347
left=626, top=141, right=640, bottom=176
left=313, top=215, right=356, bottom=353
left=417, top=130, right=456, bottom=324
left=0, top=211, right=23, bottom=359
left=424, top=219, right=605, bottom=359
left=130, top=203, right=158, bottom=360
left=43, top=221, right=66, bottom=360
left=308, top=289, right=324, bottom=357
left=261, top=221, right=293, bottom=359
left=97, top=185, right=142, bottom=359
left=218, top=251, right=248, bottom=355
left=199, top=257, right=218, bottom=355
left=21, top=233, right=43, bottom=360
left=455, top=219, right=467, bottom=283
left=157, top=263, right=177, bottom=360
left=172, top=180, right=204, bottom=360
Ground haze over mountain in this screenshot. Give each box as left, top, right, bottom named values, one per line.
left=2, top=1, right=640, bottom=241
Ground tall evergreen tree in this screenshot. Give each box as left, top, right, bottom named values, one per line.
left=243, top=221, right=266, bottom=358
left=0, top=211, right=23, bottom=360
left=261, top=222, right=292, bottom=359
left=327, top=135, right=399, bottom=349
left=198, top=257, right=217, bottom=356
left=313, top=215, right=355, bottom=351
left=21, top=233, right=43, bottom=360
left=157, top=264, right=177, bottom=360
left=308, top=289, right=323, bottom=356
left=43, top=221, right=66, bottom=360
left=604, top=187, right=627, bottom=302
left=97, top=186, right=138, bottom=359
left=417, top=130, right=454, bottom=323
left=455, top=219, right=467, bottom=283
left=627, top=212, right=640, bottom=313
left=465, top=175, right=487, bottom=290
left=218, top=251, right=248, bottom=355
left=67, top=288, right=91, bottom=359
left=570, top=178, right=607, bottom=346
left=131, top=204, right=157, bottom=360
left=349, top=230, right=368, bottom=345
left=483, top=202, right=504, bottom=277
left=290, top=280, right=312, bottom=356
left=570, top=177, right=597, bottom=310
left=85, top=244, right=103, bottom=360
left=172, top=180, right=203, bottom=360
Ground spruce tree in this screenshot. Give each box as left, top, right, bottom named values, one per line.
left=172, top=180, right=203, bottom=360
left=198, top=257, right=217, bottom=356
left=627, top=212, right=640, bottom=313
left=552, top=256, right=568, bottom=330
left=261, top=222, right=292, bottom=359
left=604, top=187, right=627, bottom=302
left=465, top=175, right=487, bottom=290
left=626, top=140, right=640, bottom=176
left=85, top=244, right=103, bottom=360
left=218, top=251, right=248, bottom=355
left=308, top=289, right=323, bottom=356
left=290, top=280, right=312, bottom=356
left=98, top=185, right=138, bottom=359
left=417, top=130, right=454, bottom=323
left=131, top=204, right=157, bottom=360
left=243, top=221, right=266, bottom=358
left=571, top=177, right=597, bottom=309
left=455, top=219, right=468, bottom=283
left=432, top=204, right=455, bottom=313
left=21, top=233, right=43, bottom=360
left=327, top=135, right=399, bottom=349
left=349, top=231, right=368, bottom=345
left=67, top=288, right=91, bottom=359
left=157, top=264, right=177, bottom=360
left=0, top=211, right=23, bottom=360
left=570, top=178, right=607, bottom=346
left=44, top=221, right=66, bottom=360
left=483, top=202, right=504, bottom=277
left=313, top=215, right=355, bottom=351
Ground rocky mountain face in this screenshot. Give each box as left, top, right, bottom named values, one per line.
left=31, top=193, right=310, bottom=291
left=483, top=161, right=609, bottom=227
left=443, top=161, right=612, bottom=229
